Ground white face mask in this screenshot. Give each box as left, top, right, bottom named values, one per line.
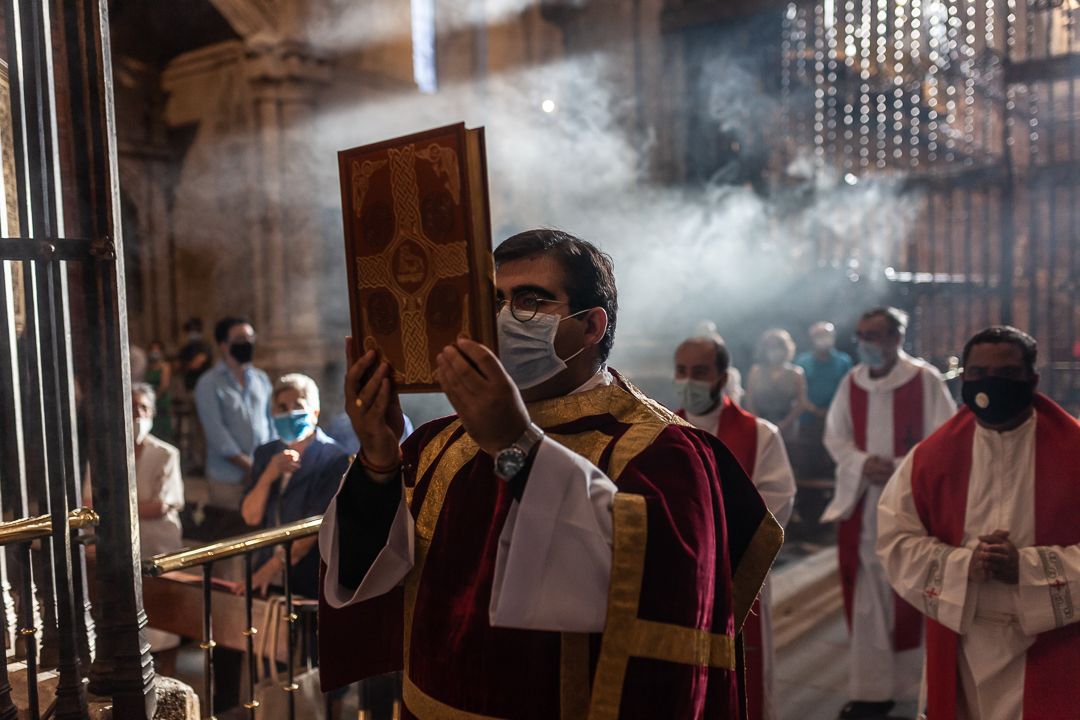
left=673, top=378, right=718, bottom=415
left=134, top=417, right=153, bottom=445
left=497, top=307, right=590, bottom=390
left=812, top=335, right=835, bottom=351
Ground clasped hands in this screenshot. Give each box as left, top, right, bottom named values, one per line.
left=969, top=529, right=1020, bottom=584
left=862, top=456, right=895, bottom=486
left=344, top=338, right=530, bottom=476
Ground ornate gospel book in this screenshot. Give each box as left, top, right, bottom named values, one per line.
left=339, top=123, right=497, bottom=393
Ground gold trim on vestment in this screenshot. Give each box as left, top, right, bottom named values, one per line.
left=587, top=493, right=648, bottom=720
left=409, top=420, right=464, bottom=506
left=630, top=619, right=737, bottom=669
left=403, top=674, right=505, bottom=720
left=730, top=513, right=784, bottom=633
left=560, top=633, right=591, bottom=720
left=415, top=433, right=478, bottom=542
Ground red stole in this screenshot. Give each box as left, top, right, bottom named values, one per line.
left=679, top=398, right=767, bottom=720
left=837, top=371, right=924, bottom=651
left=911, top=394, right=1080, bottom=719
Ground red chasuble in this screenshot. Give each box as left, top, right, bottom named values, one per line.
left=910, top=394, right=1080, bottom=720
left=837, top=372, right=924, bottom=651
left=677, top=398, right=767, bottom=720
left=321, top=376, right=782, bottom=720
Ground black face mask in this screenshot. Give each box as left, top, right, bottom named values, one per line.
left=229, top=340, right=255, bottom=365
left=961, top=376, right=1035, bottom=426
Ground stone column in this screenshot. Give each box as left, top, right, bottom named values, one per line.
left=243, top=39, right=331, bottom=372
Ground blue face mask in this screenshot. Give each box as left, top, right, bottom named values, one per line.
left=857, top=341, right=886, bottom=370
left=273, top=410, right=314, bottom=444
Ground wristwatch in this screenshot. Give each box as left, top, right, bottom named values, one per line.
left=493, top=422, right=545, bottom=481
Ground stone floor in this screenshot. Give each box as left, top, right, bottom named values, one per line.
left=775, top=609, right=922, bottom=720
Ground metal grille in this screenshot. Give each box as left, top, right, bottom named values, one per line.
left=0, top=1, right=155, bottom=718
left=783, top=0, right=1080, bottom=411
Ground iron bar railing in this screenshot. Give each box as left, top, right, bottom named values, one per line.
left=142, top=516, right=323, bottom=720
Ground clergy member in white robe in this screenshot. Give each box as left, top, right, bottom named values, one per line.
left=673, top=335, right=797, bottom=720
left=878, top=326, right=1080, bottom=720
left=820, top=307, right=955, bottom=719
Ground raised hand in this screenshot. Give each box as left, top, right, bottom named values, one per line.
left=435, top=339, right=529, bottom=457
left=266, top=449, right=301, bottom=479
left=344, top=338, right=405, bottom=472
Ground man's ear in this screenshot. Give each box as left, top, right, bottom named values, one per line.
left=1032, top=372, right=1040, bottom=389
left=717, top=371, right=729, bottom=394
left=583, top=307, right=608, bottom=348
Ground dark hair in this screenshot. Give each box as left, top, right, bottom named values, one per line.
left=711, top=337, right=731, bottom=376
left=494, top=229, right=618, bottom=362
left=182, top=316, right=203, bottom=333
left=214, top=316, right=251, bottom=345
left=860, top=306, right=909, bottom=335
left=962, top=325, right=1038, bottom=375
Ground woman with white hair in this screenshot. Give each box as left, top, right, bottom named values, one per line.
left=241, top=373, right=351, bottom=598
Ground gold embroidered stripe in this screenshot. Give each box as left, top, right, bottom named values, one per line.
left=730, top=513, right=784, bottom=632
left=587, top=493, right=648, bottom=720
left=404, top=674, right=505, bottom=720
left=560, top=633, right=591, bottom=720
left=630, top=620, right=736, bottom=670
left=415, top=433, right=478, bottom=542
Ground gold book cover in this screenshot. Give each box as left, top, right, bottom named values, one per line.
left=339, top=123, right=497, bottom=393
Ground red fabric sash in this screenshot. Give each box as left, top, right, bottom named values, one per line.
left=676, top=398, right=759, bottom=478
left=680, top=398, right=765, bottom=720
left=911, top=394, right=1080, bottom=719
left=837, top=371, right=924, bottom=650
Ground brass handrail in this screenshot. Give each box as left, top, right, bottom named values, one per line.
left=142, top=515, right=323, bottom=576
left=0, top=507, right=100, bottom=545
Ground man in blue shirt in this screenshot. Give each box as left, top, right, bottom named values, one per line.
left=194, top=316, right=275, bottom=510
left=795, top=321, right=853, bottom=438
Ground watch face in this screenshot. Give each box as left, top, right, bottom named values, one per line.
left=495, top=447, right=527, bottom=480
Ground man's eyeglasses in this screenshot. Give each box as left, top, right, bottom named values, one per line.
left=495, top=292, right=571, bottom=323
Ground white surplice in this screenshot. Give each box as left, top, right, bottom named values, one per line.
left=819, top=353, right=956, bottom=700
left=684, top=402, right=796, bottom=720
left=319, top=369, right=618, bottom=633
left=878, top=412, right=1080, bottom=720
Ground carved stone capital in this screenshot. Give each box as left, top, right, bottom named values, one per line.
left=244, top=38, right=332, bottom=101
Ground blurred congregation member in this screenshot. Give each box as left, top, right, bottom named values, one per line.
left=145, top=340, right=174, bottom=442
left=746, top=328, right=809, bottom=439
left=820, top=307, right=955, bottom=719
left=879, top=326, right=1080, bottom=720
left=673, top=334, right=796, bottom=720
left=132, top=382, right=185, bottom=673
left=795, top=321, right=853, bottom=442
left=242, top=374, right=350, bottom=599
left=194, top=317, right=274, bottom=511
left=178, top=316, right=213, bottom=392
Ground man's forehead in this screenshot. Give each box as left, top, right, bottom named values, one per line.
left=675, top=340, right=716, bottom=363
left=857, top=315, right=888, bottom=332
left=496, top=255, right=567, bottom=293
left=967, top=342, right=1025, bottom=366
left=229, top=323, right=255, bottom=338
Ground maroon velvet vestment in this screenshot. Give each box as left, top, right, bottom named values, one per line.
left=910, top=394, right=1080, bottom=719
left=320, top=376, right=782, bottom=719
left=676, top=398, right=768, bottom=720
left=837, top=372, right=924, bottom=651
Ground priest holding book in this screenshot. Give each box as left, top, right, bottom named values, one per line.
left=319, top=229, right=782, bottom=719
